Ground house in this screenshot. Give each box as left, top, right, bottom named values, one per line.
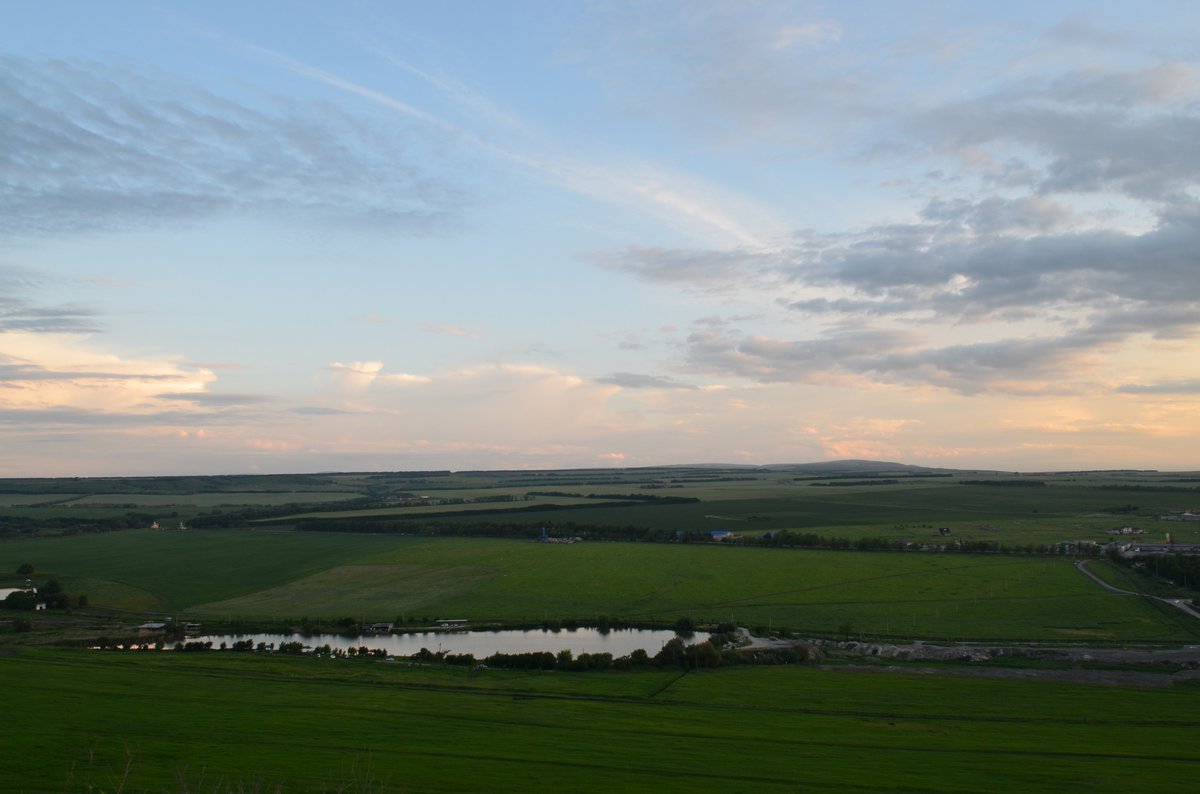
left=136, top=622, right=167, bottom=637
left=435, top=619, right=469, bottom=630
left=365, top=622, right=394, bottom=635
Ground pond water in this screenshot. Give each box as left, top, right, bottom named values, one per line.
left=190, top=627, right=707, bottom=657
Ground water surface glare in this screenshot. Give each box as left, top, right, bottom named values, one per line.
left=193, top=628, right=706, bottom=657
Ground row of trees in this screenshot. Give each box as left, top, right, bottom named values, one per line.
left=0, top=513, right=155, bottom=537
left=691, top=530, right=1078, bottom=556
left=259, top=516, right=1089, bottom=557
left=3, top=579, right=85, bottom=611
left=184, top=493, right=702, bottom=531
left=105, top=636, right=737, bottom=669
left=412, top=638, right=735, bottom=670
left=1106, top=548, right=1200, bottom=594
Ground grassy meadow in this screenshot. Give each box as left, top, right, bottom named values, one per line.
left=2, top=647, right=1197, bottom=793
left=2, top=530, right=1198, bottom=643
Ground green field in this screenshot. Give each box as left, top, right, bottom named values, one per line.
left=1, top=648, right=1196, bottom=792
left=3, top=530, right=1197, bottom=642
left=0, top=530, right=402, bottom=613
left=3, top=465, right=1200, bottom=792
left=66, top=492, right=361, bottom=508
left=6, top=466, right=1200, bottom=550
left=405, top=482, right=1200, bottom=545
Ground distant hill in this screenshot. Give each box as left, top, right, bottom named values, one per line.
left=761, top=459, right=964, bottom=474
left=663, top=459, right=979, bottom=475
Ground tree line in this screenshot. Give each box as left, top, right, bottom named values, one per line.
left=1105, top=548, right=1200, bottom=595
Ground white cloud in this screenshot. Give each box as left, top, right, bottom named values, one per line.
left=771, top=21, right=843, bottom=50
left=328, top=360, right=384, bottom=392
left=0, top=331, right=214, bottom=414
left=419, top=323, right=481, bottom=338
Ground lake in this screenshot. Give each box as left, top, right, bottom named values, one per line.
left=191, top=627, right=707, bottom=657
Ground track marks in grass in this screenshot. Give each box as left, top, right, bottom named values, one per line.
left=191, top=562, right=497, bottom=616
left=645, top=670, right=690, bottom=699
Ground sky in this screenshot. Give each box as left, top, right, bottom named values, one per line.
left=2, top=1, right=1199, bottom=476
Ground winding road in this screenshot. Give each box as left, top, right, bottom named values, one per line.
left=1076, top=559, right=1200, bottom=621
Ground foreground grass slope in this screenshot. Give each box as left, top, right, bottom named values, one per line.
left=2, top=648, right=1196, bottom=792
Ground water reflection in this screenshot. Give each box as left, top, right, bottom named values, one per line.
left=192, top=627, right=706, bottom=657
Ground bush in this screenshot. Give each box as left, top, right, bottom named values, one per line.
left=673, top=616, right=697, bottom=636
left=654, top=638, right=687, bottom=668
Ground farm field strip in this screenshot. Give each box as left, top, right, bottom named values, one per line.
left=0, top=494, right=86, bottom=507
left=267, top=494, right=610, bottom=521
left=66, top=491, right=365, bottom=507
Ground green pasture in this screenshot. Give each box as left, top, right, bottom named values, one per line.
left=0, top=530, right=403, bottom=612
left=1, top=648, right=1197, bottom=792
left=0, top=494, right=85, bottom=507
left=4, top=531, right=1197, bottom=642
left=67, top=492, right=362, bottom=507
left=0, top=491, right=367, bottom=523
left=270, top=494, right=607, bottom=521
left=408, top=482, right=1199, bottom=545
left=0, top=505, right=147, bottom=522
left=6, top=468, right=1198, bottom=552
left=0, top=473, right=359, bottom=495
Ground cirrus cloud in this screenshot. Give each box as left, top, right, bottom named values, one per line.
left=0, top=55, right=470, bottom=238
